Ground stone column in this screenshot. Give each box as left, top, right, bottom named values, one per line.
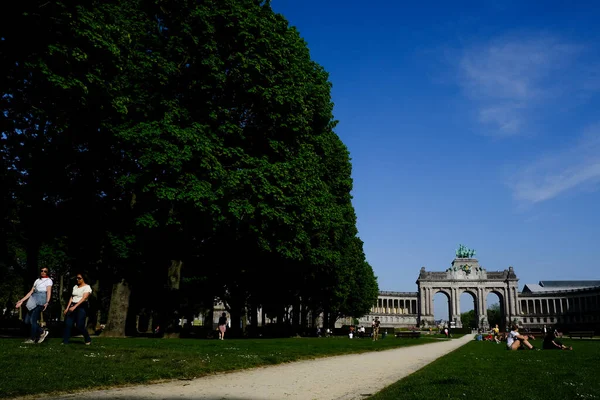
left=429, top=288, right=434, bottom=316
left=481, top=289, right=487, bottom=321
left=455, top=289, right=460, bottom=316
left=450, top=289, right=457, bottom=325
left=425, top=288, right=430, bottom=315
left=503, top=289, right=510, bottom=324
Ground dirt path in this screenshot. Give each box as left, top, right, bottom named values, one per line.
left=44, top=335, right=473, bottom=400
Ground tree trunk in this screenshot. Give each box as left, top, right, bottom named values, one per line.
left=163, top=260, right=183, bottom=338
left=292, top=298, right=300, bottom=334
left=102, top=279, right=131, bottom=337
left=241, top=311, right=247, bottom=334
left=167, top=260, right=182, bottom=290
left=311, top=308, right=319, bottom=329
left=59, top=274, right=66, bottom=321
left=147, top=316, right=153, bottom=333
left=322, top=307, right=330, bottom=331
left=301, top=303, right=309, bottom=330
left=250, top=302, right=258, bottom=328
left=86, top=279, right=100, bottom=333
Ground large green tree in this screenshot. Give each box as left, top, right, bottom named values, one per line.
left=1, top=0, right=377, bottom=337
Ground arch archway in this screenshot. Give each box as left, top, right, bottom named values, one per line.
left=459, top=290, right=478, bottom=330
left=485, top=290, right=506, bottom=331
left=432, top=290, right=451, bottom=328
left=417, top=261, right=518, bottom=329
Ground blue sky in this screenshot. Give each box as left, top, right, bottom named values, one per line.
left=271, top=1, right=600, bottom=318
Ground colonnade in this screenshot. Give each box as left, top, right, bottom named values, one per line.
left=520, top=294, right=600, bottom=315
left=371, top=296, right=418, bottom=314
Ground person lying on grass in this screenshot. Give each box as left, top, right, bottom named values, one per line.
left=506, top=324, right=537, bottom=351
left=543, top=329, right=573, bottom=350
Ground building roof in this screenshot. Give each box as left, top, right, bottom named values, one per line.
left=522, top=280, right=600, bottom=294
left=538, top=280, right=600, bottom=288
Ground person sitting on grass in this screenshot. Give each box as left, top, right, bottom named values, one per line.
left=506, top=324, right=537, bottom=351
left=492, top=324, right=501, bottom=344
left=543, top=329, right=573, bottom=350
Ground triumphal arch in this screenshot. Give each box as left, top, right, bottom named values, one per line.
left=416, top=245, right=519, bottom=329
left=359, top=245, right=519, bottom=330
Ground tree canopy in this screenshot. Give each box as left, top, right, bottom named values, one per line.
left=0, top=0, right=378, bottom=335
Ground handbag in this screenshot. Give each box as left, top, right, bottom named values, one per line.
left=26, top=296, right=37, bottom=311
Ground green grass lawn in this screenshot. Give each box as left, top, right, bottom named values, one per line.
left=0, top=335, right=453, bottom=398
left=369, top=338, right=600, bottom=400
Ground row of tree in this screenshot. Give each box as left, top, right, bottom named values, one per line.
left=0, top=0, right=379, bottom=336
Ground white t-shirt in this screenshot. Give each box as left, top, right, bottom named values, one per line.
left=71, top=284, right=92, bottom=303
left=33, top=278, right=53, bottom=292
left=506, top=330, right=519, bottom=347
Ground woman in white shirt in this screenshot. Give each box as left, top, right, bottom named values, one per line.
left=506, top=324, right=536, bottom=350
left=62, top=273, right=93, bottom=345
left=15, top=268, right=53, bottom=344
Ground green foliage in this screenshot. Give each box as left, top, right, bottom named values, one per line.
left=486, top=303, right=502, bottom=327
left=0, top=0, right=377, bottom=334
left=460, top=310, right=476, bottom=329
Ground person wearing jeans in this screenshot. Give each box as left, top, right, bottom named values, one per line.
left=15, top=268, right=53, bottom=344
left=62, top=273, right=93, bottom=345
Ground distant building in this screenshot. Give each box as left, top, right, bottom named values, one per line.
left=360, top=258, right=600, bottom=333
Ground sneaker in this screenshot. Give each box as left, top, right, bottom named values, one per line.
left=23, top=339, right=36, bottom=344
left=85, top=341, right=91, bottom=346
left=38, top=330, right=49, bottom=344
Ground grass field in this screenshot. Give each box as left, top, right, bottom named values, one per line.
left=0, top=334, right=451, bottom=398
left=369, top=338, right=600, bottom=400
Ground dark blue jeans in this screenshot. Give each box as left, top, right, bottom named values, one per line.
left=63, top=305, right=91, bottom=344
left=24, top=305, right=44, bottom=341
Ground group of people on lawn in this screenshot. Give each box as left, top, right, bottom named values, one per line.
left=484, top=323, right=573, bottom=351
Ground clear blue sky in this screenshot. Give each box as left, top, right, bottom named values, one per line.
left=271, top=1, right=600, bottom=318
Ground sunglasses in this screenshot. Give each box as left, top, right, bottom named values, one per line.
left=40, top=270, right=48, bottom=273
left=76, top=277, right=83, bottom=280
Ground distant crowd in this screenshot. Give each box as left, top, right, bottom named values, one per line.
left=478, top=324, right=573, bottom=351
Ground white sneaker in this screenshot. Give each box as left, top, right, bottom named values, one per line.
left=38, top=331, right=49, bottom=344
left=23, top=339, right=35, bottom=344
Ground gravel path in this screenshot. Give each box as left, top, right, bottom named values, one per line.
left=46, top=335, right=473, bottom=400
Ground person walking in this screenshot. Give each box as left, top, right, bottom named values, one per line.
left=15, top=268, right=53, bottom=344
left=218, top=312, right=228, bottom=340
left=372, top=317, right=381, bottom=341
left=62, top=273, right=93, bottom=345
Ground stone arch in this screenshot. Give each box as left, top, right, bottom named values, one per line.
left=432, top=289, right=452, bottom=327
left=484, top=289, right=506, bottom=331
left=457, top=289, right=479, bottom=329
left=417, top=262, right=519, bottom=329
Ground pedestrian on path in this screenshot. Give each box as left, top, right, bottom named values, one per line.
left=62, top=273, right=93, bottom=345
left=372, top=317, right=380, bottom=341
left=218, top=312, right=228, bottom=340
left=15, top=268, right=53, bottom=344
